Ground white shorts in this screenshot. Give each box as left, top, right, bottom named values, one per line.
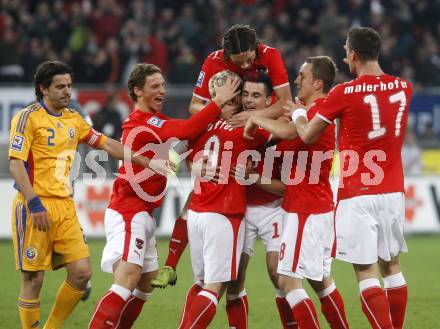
left=277, top=211, right=334, bottom=281
left=187, top=210, right=245, bottom=284
left=101, top=208, right=159, bottom=274
left=335, top=192, right=408, bottom=264
left=243, top=199, right=283, bottom=256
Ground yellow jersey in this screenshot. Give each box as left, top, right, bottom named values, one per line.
left=8, top=101, right=107, bottom=198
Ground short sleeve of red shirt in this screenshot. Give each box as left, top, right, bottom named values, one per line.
left=316, top=84, right=347, bottom=124
left=193, top=51, right=222, bottom=101
left=264, top=46, right=289, bottom=89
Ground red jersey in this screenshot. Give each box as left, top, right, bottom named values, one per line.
left=108, top=102, right=221, bottom=215
left=279, top=98, right=335, bottom=214
left=317, top=75, right=413, bottom=200
left=193, top=44, right=289, bottom=102
left=188, top=118, right=270, bottom=215
left=246, top=145, right=282, bottom=206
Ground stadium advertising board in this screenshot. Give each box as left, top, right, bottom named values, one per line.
left=1, top=177, right=440, bottom=238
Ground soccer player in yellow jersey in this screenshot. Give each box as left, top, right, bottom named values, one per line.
left=8, top=60, right=172, bottom=329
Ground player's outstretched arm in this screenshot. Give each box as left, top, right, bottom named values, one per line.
left=243, top=116, right=297, bottom=140
left=9, top=158, right=51, bottom=231
left=229, top=85, right=292, bottom=127
left=231, top=164, right=286, bottom=196
left=188, top=96, right=207, bottom=115
left=287, top=100, right=329, bottom=144
left=97, top=137, right=176, bottom=176
left=256, top=177, right=286, bottom=196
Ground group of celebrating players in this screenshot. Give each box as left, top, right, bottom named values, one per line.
left=9, top=24, right=411, bottom=329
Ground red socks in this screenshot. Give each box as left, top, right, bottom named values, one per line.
left=286, top=289, right=320, bottom=329
left=178, top=283, right=203, bottom=329
left=116, top=289, right=151, bottom=329
left=359, top=279, right=393, bottom=329
left=226, top=290, right=248, bottom=329
left=275, top=290, right=298, bottom=329
left=165, top=217, right=189, bottom=269
left=383, top=273, right=407, bottom=329
left=89, top=285, right=131, bottom=329
left=317, top=283, right=349, bottom=329
left=181, top=289, right=219, bottom=329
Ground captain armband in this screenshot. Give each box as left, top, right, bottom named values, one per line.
left=84, top=129, right=104, bottom=147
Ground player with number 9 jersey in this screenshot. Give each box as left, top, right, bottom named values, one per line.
left=188, top=118, right=270, bottom=215
left=179, top=111, right=270, bottom=328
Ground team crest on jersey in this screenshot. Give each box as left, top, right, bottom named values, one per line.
left=135, top=238, right=144, bottom=249
left=57, top=122, right=62, bottom=128
left=25, top=247, right=38, bottom=261
left=196, top=71, right=205, bottom=87
left=147, top=116, right=165, bottom=128
left=11, top=135, right=25, bottom=152
left=67, top=128, right=75, bottom=145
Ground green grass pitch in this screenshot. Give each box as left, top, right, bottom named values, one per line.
left=0, top=236, right=439, bottom=328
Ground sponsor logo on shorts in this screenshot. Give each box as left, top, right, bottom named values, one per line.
left=135, top=238, right=144, bottom=249
left=147, top=116, right=165, bottom=128
left=11, top=135, right=25, bottom=151
left=31, top=320, right=40, bottom=328
left=196, top=71, right=205, bottom=87
left=25, top=247, right=38, bottom=261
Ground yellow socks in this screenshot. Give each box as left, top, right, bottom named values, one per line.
left=43, top=280, right=84, bottom=329
left=18, top=297, right=40, bottom=329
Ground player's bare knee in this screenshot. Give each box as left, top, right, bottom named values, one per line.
left=22, top=271, right=44, bottom=295
left=137, top=270, right=158, bottom=293
left=279, top=274, right=303, bottom=295
left=70, top=266, right=92, bottom=286
left=378, top=256, right=401, bottom=277
left=226, top=279, right=241, bottom=295
left=114, top=263, right=142, bottom=290
left=307, top=278, right=325, bottom=293
left=353, top=263, right=379, bottom=282
left=277, top=275, right=291, bottom=294
left=308, top=276, right=333, bottom=293
left=204, top=282, right=225, bottom=296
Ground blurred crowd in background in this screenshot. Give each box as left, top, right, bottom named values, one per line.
left=1, top=0, right=440, bottom=176
left=1, top=0, right=440, bottom=89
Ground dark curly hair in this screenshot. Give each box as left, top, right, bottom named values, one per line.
left=222, top=24, right=258, bottom=58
